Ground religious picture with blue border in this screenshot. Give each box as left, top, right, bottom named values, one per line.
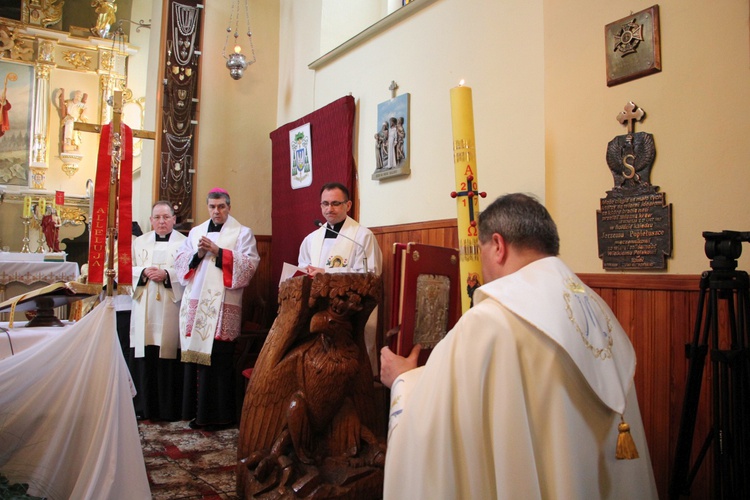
left=373, top=93, right=410, bottom=181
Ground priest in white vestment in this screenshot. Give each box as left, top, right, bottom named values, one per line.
left=298, top=182, right=382, bottom=276
left=297, top=182, right=383, bottom=372
left=381, top=193, right=658, bottom=499
left=130, top=200, right=187, bottom=421
left=175, top=188, right=260, bottom=430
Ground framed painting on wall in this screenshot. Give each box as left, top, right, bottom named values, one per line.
left=0, top=60, right=33, bottom=186
left=372, top=93, right=410, bottom=181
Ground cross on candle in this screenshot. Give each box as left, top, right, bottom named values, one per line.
left=450, top=171, right=487, bottom=231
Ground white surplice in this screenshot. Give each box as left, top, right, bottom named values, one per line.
left=384, top=257, right=658, bottom=499
left=175, top=215, right=259, bottom=364
left=130, top=230, right=187, bottom=359
left=298, top=216, right=382, bottom=275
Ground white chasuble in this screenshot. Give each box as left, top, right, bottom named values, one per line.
left=130, top=230, right=186, bottom=359
left=384, top=257, right=658, bottom=499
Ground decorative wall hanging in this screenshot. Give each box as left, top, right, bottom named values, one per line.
left=269, top=96, right=356, bottom=286
left=605, top=5, right=661, bottom=87
left=289, top=122, right=312, bottom=189
left=159, top=0, right=203, bottom=226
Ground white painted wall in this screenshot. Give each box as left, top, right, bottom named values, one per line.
left=277, top=0, right=546, bottom=230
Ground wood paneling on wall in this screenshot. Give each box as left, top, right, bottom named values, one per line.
left=254, top=219, right=717, bottom=499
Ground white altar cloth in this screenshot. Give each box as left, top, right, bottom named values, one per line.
left=0, top=260, right=79, bottom=285
left=0, top=299, right=150, bottom=500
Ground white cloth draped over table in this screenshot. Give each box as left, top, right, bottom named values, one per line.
left=0, top=299, right=150, bottom=500
left=0, top=260, right=79, bottom=285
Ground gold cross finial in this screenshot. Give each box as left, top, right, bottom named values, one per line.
left=616, top=101, right=645, bottom=135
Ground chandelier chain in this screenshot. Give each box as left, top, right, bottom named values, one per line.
left=223, top=0, right=256, bottom=64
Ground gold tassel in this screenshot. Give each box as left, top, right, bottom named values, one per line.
left=616, top=416, right=639, bottom=460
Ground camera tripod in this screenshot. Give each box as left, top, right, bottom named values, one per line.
left=669, top=231, right=750, bottom=499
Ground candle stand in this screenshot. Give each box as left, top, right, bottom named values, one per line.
left=34, top=215, right=46, bottom=253
left=20, top=216, right=32, bottom=253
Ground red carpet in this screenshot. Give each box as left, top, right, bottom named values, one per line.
left=139, top=420, right=239, bottom=499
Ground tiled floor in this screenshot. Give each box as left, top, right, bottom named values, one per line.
left=139, top=420, right=239, bottom=500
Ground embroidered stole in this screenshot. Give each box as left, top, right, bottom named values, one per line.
left=310, top=217, right=360, bottom=270
left=182, top=217, right=241, bottom=365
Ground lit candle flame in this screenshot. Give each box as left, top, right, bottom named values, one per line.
left=234, top=45, right=242, bottom=54
left=459, top=79, right=465, bottom=86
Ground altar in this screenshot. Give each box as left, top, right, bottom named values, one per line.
left=0, top=253, right=80, bottom=321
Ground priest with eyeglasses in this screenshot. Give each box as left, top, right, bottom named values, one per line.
left=297, top=182, right=382, bottom=373
left=297, top=182, right=382, bottom=276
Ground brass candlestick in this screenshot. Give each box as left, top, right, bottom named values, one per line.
left=33, top=212, right=45, bottom=253
left=20, top=216, right=31, bottom=253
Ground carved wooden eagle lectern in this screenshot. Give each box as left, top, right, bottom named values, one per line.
left=237, top=273, right=385, bottom=499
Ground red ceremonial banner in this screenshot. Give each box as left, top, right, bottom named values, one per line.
left=118, top=124, right=133, bottom=285
left=88, top=123, right=134, bottom=286
left=89, top=125, right=112, bottom=286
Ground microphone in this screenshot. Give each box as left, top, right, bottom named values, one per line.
left=314, top=220, right=369, bottom=273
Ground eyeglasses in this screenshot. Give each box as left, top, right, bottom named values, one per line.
left=320, top=201, right=348, bottom=208
left=151, top=215, right=174, bottom=221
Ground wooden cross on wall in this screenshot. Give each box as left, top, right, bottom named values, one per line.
left=75, top=90, right=157, bottom=141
